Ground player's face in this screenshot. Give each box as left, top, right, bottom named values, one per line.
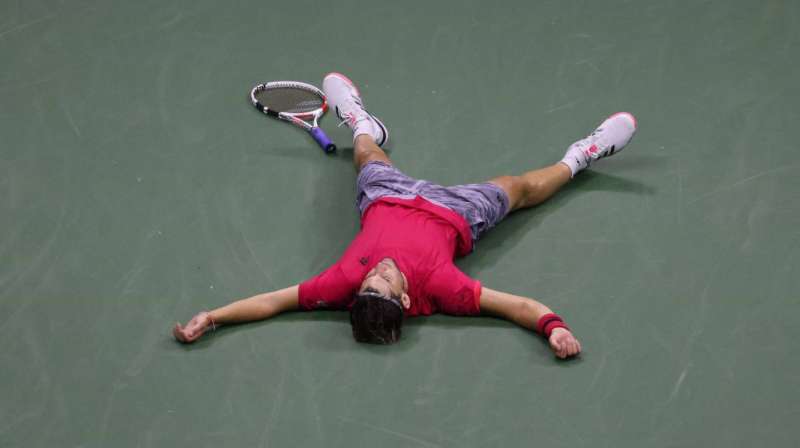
left=359, top=258, right=406, bottom=298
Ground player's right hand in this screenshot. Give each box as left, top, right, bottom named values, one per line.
left=173, top=311, right=213, bottom=343
left=548, top=327, right=582, bottom=359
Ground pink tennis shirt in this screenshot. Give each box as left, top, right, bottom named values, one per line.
left=298, top=196, right=482, bottom=316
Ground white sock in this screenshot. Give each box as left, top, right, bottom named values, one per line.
left=351, top=116, right=377, bottom=143
left=560, top=146, right=590, bottom=177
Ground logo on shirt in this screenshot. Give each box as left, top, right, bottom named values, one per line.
left=359, top=256, right=370, bottom=266
left=314, top=300, right=329, bottom=309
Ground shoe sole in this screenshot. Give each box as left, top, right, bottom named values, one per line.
left=606, top=111, right=637, bottom=130
left=325, top=72, right=361, bottom=97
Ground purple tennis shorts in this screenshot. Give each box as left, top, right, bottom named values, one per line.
left=356, top=161, right=510, bottom=242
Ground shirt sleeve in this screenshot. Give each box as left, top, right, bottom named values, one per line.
left=298, top=262, right=359, bottom=311
left=426, top=262, right=482, bottom=316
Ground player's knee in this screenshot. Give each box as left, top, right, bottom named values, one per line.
left=355, top=147, right=390, bottom=169
left=492, top=176, right=526, bottom=209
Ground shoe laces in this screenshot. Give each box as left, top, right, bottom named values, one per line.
left=571, top=129, right=608, bottom=160
left=337, top=111, right=370, bottom=129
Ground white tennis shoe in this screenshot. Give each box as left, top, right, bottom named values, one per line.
left=560, top=112, right=637, bottom=176
left=323, top=72, right=388, bottom=147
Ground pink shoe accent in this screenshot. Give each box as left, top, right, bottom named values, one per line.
left=584, top=144, right=599, bottom=157
left=325, top=72, right=361, bottom=96
left=608, top=111, right=637, bottom=130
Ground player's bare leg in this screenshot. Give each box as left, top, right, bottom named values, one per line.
left=489, top=164, right=572, bottom=211
left=353, top=134, right=392, bottom=170
left=491, top=112, right=638, bottom=213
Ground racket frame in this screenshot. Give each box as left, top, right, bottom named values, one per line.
left=250, top=81, right=336, bottom=153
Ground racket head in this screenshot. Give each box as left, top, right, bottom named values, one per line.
left=250, top=81, right=328, bottom=119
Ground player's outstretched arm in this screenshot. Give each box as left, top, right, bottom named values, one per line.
left=479, top=287, right=581, bottom=359
left=173, top=285, right=299, bottom=343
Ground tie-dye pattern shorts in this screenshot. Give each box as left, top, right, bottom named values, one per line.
left=355, top=161, right=510, bottom=242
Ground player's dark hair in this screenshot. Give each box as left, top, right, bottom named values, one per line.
left=350, top=287, right=404, bottom=344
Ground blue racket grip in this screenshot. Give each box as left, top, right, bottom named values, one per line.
left=310, top=127, right=336, bottom=153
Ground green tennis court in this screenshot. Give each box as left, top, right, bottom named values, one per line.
left=2, top=0, right=798, bottom=446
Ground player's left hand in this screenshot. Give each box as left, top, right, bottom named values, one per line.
left=548, top=327, right=581, bottom=359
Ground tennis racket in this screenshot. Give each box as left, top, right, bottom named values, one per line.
left=249, top=81, right=336, bottom=153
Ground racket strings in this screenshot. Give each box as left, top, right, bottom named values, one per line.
left=255, top=87, right=323, bottom=114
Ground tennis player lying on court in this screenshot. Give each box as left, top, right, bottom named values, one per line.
left=174, top=73, right=637, bottom=358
